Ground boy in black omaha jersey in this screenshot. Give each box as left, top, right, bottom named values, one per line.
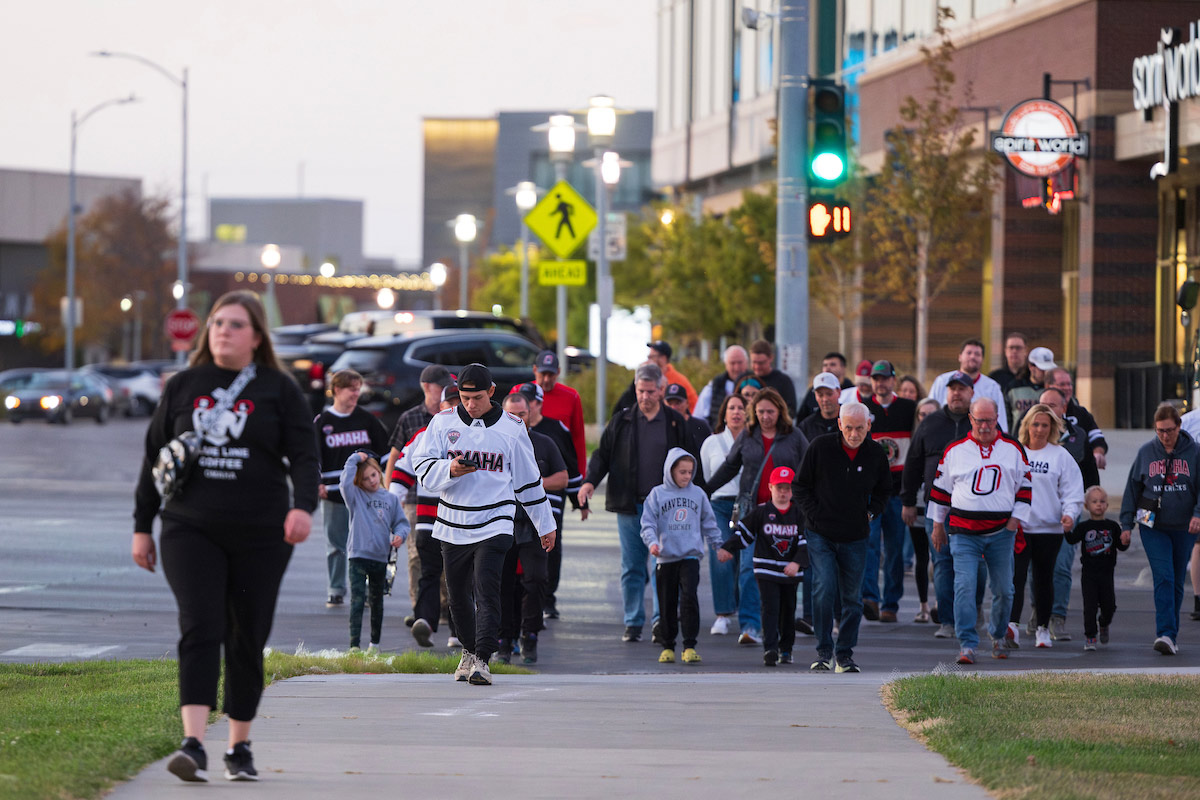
left=1065, top=486, right=1130, bottom=651
left=718, top=466, right=808, bottom=666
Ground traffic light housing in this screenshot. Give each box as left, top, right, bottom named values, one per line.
left=810, top=80, right=847, bottom=187
left=808, top=198, right=852, bottom=241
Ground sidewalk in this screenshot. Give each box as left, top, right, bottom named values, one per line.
left=106, top=672, right=991, bottom=799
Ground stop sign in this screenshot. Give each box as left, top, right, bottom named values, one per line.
left=165, top=309, right=200, bottom=342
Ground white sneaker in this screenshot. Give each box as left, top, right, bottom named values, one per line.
left=710, top=615, right=732, bottom=635
left=1049, top=615, right=1071, bottom=642
left=933, top=623, right=955, bottom=638
left=1154, top=635, right=1178, bottom=655
left=1035, top=626, right=1052, bottom=648
left=1005, top=622, right=1021, bottom=649
left=737, top=629, right=763, bottom=645
left=454, top=652, right=475, bottom=681
left=447, top=636, right=462, bottom=648
left=468, top=658, right=493, bottom=685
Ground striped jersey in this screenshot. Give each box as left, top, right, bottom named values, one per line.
left=412, top=402, right=556, bottom=544
left=388, top=427, right=438, bottom=539
left=723, top=501, right=808, bottom=584
left=928, top=433, right=1032, bottom=535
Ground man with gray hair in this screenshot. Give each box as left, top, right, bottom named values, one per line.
left=795, top=401, right=891, bottom=673
left=580, top=362, right=701, bottom=642
left=694, top=345, right=749, bottom=428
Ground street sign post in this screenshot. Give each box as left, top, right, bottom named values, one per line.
left=524, top=180, right=598, bottom=259
left=588, top=212, right=627, bottom=261
left=538, top=260, right=588, bottom=286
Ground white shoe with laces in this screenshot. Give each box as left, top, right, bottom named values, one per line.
left=468, top=658, right=493, bottom=685
left=454, top=652, right=476, bottom=681
left=1035, top=626, right=1052, bottom=648
left=1154, top=635, right=1178, bottom=655
left=447, top=636, right=462, bottom=648
left=710, top=615, right=732, bottom=635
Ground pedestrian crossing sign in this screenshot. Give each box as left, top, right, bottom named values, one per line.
left=524, top=180, right=598, bottom=259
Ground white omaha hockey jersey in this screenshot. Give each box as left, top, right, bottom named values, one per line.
left=413, top=402, right=556, bottom=544
left=928, top=433, right=1032, bottom=535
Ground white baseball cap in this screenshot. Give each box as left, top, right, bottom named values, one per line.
left=1028, top=347, right=1057, bottom=371
left=813, top=372, right=840, bottom=392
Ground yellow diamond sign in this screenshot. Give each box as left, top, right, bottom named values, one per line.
left=524, top=181, right=597, bottom=259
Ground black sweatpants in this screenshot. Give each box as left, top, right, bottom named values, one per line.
left=655, top=559, right=700, bottom=650
left=1080, top=564, right=1118, bottom=638
left=907, top=524, right=930, bottom=604
left=441, top=535, right=510, bottom=662
left=348, top=557, right=386, bottom=647
left=758, top=578, right=799, bottom=653
left=500, top=538, right=549, bottom=640
left=160, top=514, right=292, bottom=722
left=415, top=528, right=456, bottom=635
left=1011, top=533, right=1064, bottom=628
left=544, top=516, right=564, bottom=611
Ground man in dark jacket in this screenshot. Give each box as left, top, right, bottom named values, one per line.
left=901, top=371, right=982, bottom=638
left=749, top=339, right=798, bottom=416
left=580, top=363, right=700, bottom=642
left=795, top=401, right=891, bottom=674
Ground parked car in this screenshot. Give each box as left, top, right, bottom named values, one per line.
left=81, top=363, right=163, bottom=416
left=271, top=322, right=337, bottom=347
left=5, top=370, right=114, bottom=424
left=275, top=331, right=361, bottom=415
left=0, top=368, right=48, bottom=420
left=328, top=329, right=543, bottom=430
left=369, top=310, right=548, bottom=348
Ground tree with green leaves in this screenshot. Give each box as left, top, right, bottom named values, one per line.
left=861, top=7, right=1000, bottom=382
left=472, top=245, right=594, bottom=347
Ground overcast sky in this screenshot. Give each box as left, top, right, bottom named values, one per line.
left=2, top=1, right=657, bottom=265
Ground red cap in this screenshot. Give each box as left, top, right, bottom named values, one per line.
left=768, top=466, right=794, bottom=485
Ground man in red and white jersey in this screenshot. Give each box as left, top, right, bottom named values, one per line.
left=929, top=397, right=1031, bottom=665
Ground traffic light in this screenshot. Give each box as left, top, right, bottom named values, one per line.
left=808, top=198, right=852, bottom=241
left=810, top=80, right=847, bottom=187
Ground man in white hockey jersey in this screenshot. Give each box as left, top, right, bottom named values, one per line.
left=929, top=397, right=1032, bottom=666
left=414, top=363, right=557, bottom=685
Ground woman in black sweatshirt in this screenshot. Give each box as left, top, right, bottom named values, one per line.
left=132, top=291, right=319, bottom=783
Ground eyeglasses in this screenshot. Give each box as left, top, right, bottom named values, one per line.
left=970, top=416, right=998, bottom=426
left=1156, top=426, right=1179, bottom=435
left=208, top=318, right=249, bottom=331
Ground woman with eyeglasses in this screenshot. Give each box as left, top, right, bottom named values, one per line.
left=1009, top=403, right=1084, bottom=649
left=1120, top=403, right=1200, bottom=656
left=132, top=291, right=319, bottom=782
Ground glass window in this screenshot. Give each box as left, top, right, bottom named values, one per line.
left=694, top=0, right=714, bottom=119
left=672, top=1, right=690, bottom=126
left=843, top=0, right=871, bottom=74
left=875, top=1, right=901, bottom=55
left=486, top=338, right=540, bottom=369
left=657, top=1, right=673, bottom=133
left=904, top=0, right=936, bottom=43
left=731, top=7, right=743, bottom=103
left=410, top=341, right=490, bottom=368
left=757, top=20, right=774, bottom=94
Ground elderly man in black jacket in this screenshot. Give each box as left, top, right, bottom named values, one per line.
left=795, top=401, right=891, bottom=674
left=901, top=371, right=985, bottom=639
left=580, top=363, right=700, bottom=643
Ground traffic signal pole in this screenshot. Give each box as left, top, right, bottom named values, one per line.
left=775, top=0, right=811, bottom=392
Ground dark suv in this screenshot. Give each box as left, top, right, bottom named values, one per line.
left=328, top=329, right=542, bottom=430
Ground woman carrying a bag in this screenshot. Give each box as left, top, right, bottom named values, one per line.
left=705, top=387, right=809, bottom=645
left=132, top=291, right=319, bottom=783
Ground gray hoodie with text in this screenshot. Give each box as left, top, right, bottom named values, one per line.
left=640, top=447, right=722, bottom=563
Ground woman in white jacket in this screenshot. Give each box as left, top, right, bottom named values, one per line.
left=1008, top=403, right=1084, bottom=649
left=700, top=394, right=748, bottom=635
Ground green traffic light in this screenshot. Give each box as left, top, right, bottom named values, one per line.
left=812, top=152, right=845, bottom=182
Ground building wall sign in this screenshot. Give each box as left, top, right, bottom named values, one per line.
left=1132, top=22, right=1200, bottom=113
left=990, top=99, right=1089, bottom=178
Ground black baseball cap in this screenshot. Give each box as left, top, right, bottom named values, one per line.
left=946, top=370, right=973, bottom=388
left=456, top=363, right=494, bottom=392
left=535, top=350, right=560, bottom=374
left=870, top=360, right=896, bottom=378
left=419, top=364, right=454, bottom=387
left=648, top=340, right=673, bottom=359
left=440, top=385, right=460, bottom=404
left=664, top=383, right=687, bottom=403
left=513, top=382, right=543, bottom=404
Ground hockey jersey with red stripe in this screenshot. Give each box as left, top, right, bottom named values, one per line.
left=928, top=433, right=1032, bottom=535
left=389, top=427, right=439, bottom=538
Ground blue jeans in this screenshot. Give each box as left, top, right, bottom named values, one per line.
left=617, top=507, right=658, bottom=629
left=862, top=495, right=905, bottom=612
left=949, top=529, right=1015, bottom=650
left=738, top=547, right=762, bottom=631
left=1052, top=539, right=1075, bottom=618
left=925, top=515, right=985, bottom=621
left=807, top=531, right=867, bottom=660
left=1139, top=525, right=1196, bottom=640
left=323, top=500, right=349, bottom=596
left=707, top=498, right=738, bottom=616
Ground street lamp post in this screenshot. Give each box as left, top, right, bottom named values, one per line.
left=545, top=114, right=578, bottom=374
left=93, top=50, right=190, bottom=365
left=67, top=94, right=137, bottom=375
left=120, top=290, right=146, bottom=362
left=260, top=244, right=281, bottom=328
left=429, top=262, right=447, bottom=310
left=587, top=96, right=617, bottom=426
left=453, top=214, right=477, bottom=311
left=512, top=181, right=538, bottom=319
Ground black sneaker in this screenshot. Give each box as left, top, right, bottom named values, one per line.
left=810, top=657, right=832, bottom=671
left=835, top=656, right=860, bottom=674
left=404, top=614, right=415, bottom=627
left=543, top=601, right=560, bottom=620
left=224, top=740, right=258, bottom=781
left=494, top=638, right=512, bottom=664
left=779, top=652, right=793, bottom=664
left=794, top=617, right=815, bottom=636
left=521, top=633, right=538, bottom=664
left=621, top=626, right=642, bottom=642
left=763, top=649, right=778, bottom=667
left=167, top=737, right=208, bottom=782
left=325, top=594, right=343, bottom=608
left=651, top=620, right=664, bottom=645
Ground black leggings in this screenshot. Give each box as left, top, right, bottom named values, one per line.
left=1010, top=533, right=1064, bottom=628
left=442, top=535, right=510, bottom=662
left=348, top=557, right=386, bottom=647
left=500, top=538, right=549, bottom=639
left=545, top=518, right=564, bottom=610
left=160, top=514, right=293, bottom=722
left=908, top=524, right=929, bottom=604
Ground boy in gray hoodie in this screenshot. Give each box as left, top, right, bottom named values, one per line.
left=340, top=451, right=410, bottom=653
left=641, top=447, right=722, bottom=664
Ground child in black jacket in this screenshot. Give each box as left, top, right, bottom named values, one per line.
left=718, top=466, right=808, bottom=666
left=1065, top=486, right=1130, bottom=650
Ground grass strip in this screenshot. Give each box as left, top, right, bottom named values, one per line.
left=884, top=673, right=1200, bottom=800
left=0, top=649, right=529, bottom=800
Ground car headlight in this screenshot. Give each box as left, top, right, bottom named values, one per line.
left=4, top=396, right=18, bottom=410
left=40, top=395, right=61, bottom=410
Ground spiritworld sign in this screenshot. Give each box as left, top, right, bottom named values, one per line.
left=990, top=98, right=1089, bottom=178
left=1132, top=21, right=1200, bottom=115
